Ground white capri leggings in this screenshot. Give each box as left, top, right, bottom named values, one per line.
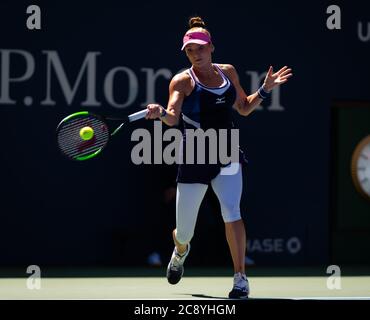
left=175, top=164, right=243, bottom=245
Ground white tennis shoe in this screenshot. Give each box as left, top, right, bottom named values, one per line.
left=228, top=272, right=250, bottom=299
left=166, top=243, right=191, bottom=285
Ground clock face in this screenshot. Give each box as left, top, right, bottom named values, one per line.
left=351, top=136, right=370, bottom=200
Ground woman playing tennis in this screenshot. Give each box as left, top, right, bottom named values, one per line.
left=146, top=16, right=292, bottom=299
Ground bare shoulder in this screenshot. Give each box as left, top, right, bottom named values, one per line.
left=170, top=70, right=193, bottom=95
left=217, top=64, right=239, bottom=82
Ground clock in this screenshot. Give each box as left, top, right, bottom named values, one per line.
left=351, top=135, right=370, bottom=201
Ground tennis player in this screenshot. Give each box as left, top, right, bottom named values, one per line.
left=145, top=16, right=292, bottom=299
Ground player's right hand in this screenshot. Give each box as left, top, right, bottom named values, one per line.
left=145, top=104, right=163, bottom=119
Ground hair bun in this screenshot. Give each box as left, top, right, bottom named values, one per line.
left=189, top=17, right=206, bottom=29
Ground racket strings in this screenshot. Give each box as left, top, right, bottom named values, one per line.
left=57, top=116, right=109, bottom=160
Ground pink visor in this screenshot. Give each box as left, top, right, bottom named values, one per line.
left=181, top=32, right=211, bottom=50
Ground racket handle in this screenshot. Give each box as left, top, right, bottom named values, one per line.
left=128, top=109, right=148, bottom=122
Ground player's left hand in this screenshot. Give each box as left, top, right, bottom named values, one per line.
left=263, top=66, right=292, bottom=92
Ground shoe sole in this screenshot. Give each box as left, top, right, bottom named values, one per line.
left=229, top=295, right=249, bottom=299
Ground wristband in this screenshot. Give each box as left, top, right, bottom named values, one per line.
left=160, top=107, right=167, bottom=118
left=257, top=85, right=271, bottom=99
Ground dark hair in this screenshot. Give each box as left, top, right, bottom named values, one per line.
left=188, top=16, right=206, bottom=30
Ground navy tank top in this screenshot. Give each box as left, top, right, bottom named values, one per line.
left=176, top=64, right=246, bottom=184
left=181, top=64, right=236, bottom=130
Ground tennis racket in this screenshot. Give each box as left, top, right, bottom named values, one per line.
left=56, top=109, right=147, bottom=161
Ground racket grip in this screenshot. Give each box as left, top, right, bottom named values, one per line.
left=128, top=109, right=148, bottom=122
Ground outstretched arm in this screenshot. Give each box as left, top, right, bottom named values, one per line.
left=224, top=64, right=292, bottom=116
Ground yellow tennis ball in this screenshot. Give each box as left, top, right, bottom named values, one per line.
left=79, top=126, right=94, bottom=140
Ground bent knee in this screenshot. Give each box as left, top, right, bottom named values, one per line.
left=222, top=209, right=242, bottom=223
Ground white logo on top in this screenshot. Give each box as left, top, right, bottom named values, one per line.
left=216, top=97, right=226, bottom=104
